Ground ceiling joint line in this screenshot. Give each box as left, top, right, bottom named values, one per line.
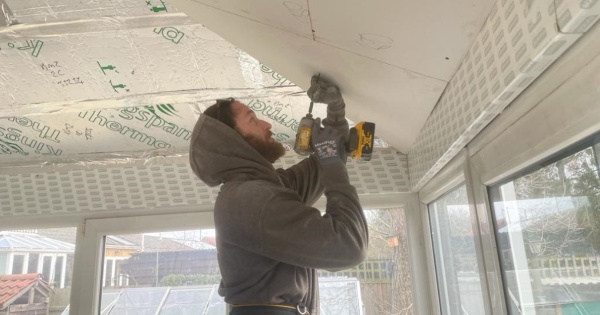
left=306, top=0, right=315, bottom=41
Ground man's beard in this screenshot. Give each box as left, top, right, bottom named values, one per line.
left=243, top=133, right=286, bottom=163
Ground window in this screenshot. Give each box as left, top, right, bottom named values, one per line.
left=11, top=254, right=25, bottom=274
left=41, top=256, right=53, bottom=282
left=317, top=208, right=413, bottom=315
left=490, top=141, right=600, bottom=314
left=98, top=229, right=226, bottom=314
left=429, top=184, right=486, bottom=315
left=54, top=256, right=65, bottom=288
left=75, top=212, right=412, bottom=315
left=0, top=228, right=76, bottom=315
left=28, top=253, right=39, bottom=273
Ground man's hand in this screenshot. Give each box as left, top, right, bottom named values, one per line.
left=311, top=118, right=347, bottom=164
left=307, top=74, right=344, bottom=107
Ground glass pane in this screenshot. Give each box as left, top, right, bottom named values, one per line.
left=100, top=229, right=223, bottom=314
left=159, top=288, right=211, bottom=315
left=42, top=256, right=52, bottom=282
left=317, top=208, right=413, bottom=315
left=11, top=255, right=25, bottom=274
left=0, top=228, right=76, bottom=315
left=105, top=259, right=114, bottom=287
left=429, top=184, right=486, bottom=315
left=490, top=146, right=600, bottom=314
left=54, top=256, right=64, bottom=287
left=100, top=290, right=121, bottom=314
left=98, top=214, right=413, bottom=315
left=0, top=253, right=7, bottom=273
left=28, top=253, right=39, bottom=273
left=108, top=287, right=168, bottom=314
left=205, top=285, right=227, bottom=315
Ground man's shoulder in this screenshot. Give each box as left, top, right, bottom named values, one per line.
left=220, top=180, right=286, bottom=199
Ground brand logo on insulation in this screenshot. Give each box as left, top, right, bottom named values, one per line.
left=0, top=117, right=63, bottom=156
left=77, top=106, right=192, bottom=149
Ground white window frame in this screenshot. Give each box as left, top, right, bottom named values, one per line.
left=69, top=212, right=214, bottom=315
left=418, top=150, right=496, bottom=315
left=417, top=20, right=600, bottom=315
left=103, top=256, right=128, bottom=287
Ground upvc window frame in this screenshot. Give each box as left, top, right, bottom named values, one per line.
left=418, top=150, right=497, bottom=315
left=69, top=212, right=214, bottom=315
left=418, top=19, right=600, bottom=315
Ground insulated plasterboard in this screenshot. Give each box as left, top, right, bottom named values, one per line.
left=0, top=13, right=338, bottom=166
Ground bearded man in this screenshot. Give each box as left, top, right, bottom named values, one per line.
left=189, top=77, right=368, bottom=315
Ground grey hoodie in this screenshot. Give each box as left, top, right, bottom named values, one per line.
left=189, top=114, right=368, bottom=314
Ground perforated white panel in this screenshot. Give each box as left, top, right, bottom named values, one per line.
left=0, top=148, right=408, bottom=217
left=408, top=0, right=600, bottom=191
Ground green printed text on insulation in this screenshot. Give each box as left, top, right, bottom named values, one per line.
left=117, top=107, right=192, bottom=140
left=247, top=100, right=300, bottom=131
left=78, top=111, right=172, bottom=149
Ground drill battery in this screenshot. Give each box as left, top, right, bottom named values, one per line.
left=348, top=122, right=376, bottom=161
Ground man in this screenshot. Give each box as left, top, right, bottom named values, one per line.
left=189, top=77, right=368, bottom=315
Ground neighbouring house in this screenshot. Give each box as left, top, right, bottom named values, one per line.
left=0, top=273, right=54, bottom=315
left=120, top=249, right=219, bottom=286
left=101, top=234, right=194, bottom=288
left=35, top=229, right=197, bottom=288
left=0, top=232, right=74, bottom=289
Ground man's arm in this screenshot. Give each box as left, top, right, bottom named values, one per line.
left=276, top=155, right=324, bottom=205
left=266, top=122, right=368, bottom=270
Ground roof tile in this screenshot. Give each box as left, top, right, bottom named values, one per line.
left=0, top=273, right=40, bottom=305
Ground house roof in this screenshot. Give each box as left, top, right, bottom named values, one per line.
left=0, top=232, right=74, bottom=253
left=36, top=228, right=198, bottom=252
left=107, top=234, right=194, bottom=252
left=33, top=228, right=78, bottom=245
left=0, top=273, right=54, bottom=309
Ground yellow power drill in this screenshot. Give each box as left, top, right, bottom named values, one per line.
left=293, top=100, right=376, bottom=161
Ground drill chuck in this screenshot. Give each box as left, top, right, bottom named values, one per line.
left=293, top=113, right=314, bottom=156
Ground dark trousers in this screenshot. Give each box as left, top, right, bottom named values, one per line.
left=230, top=305, right=301, bottom=315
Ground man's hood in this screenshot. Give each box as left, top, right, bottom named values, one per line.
left=189, top=114, right=282, bottom=187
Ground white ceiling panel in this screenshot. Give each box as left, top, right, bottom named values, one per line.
left=310, top=0, right=496, bottom=81
left=189, top=0, right=314, bottom=37
left=170, top=0, right=450, bottom=153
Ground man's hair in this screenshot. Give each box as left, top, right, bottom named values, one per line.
left=203, top=98, right=237, bottom=129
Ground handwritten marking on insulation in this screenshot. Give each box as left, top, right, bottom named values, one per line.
left=41, top=61, right=84, bottom=87
left=1, top=40, right=44, bottom=57
left=57, top=77, right=84, bottom=87
left=63, top=123, right=93, bottom=140
left=356, top=33, right=393, bottom=50
left=154, top=27, right=185, bottom=44
left=147, top=0, right=167, bottom=12
left=40, top=61, right=64, bottom=77
left=260, top=64, right=293, bottom=86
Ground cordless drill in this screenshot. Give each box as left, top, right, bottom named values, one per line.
left=293, top=101, right=376, bottom=161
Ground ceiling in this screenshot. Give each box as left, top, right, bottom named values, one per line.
left=0, top=0, right=496, bottom=168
